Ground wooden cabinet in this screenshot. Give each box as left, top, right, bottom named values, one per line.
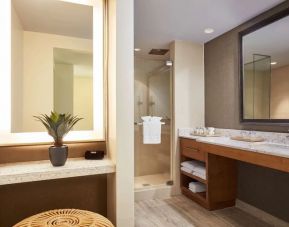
left=180, top=138, right=237, bottom=210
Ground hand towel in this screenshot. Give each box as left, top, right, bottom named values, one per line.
left=181, top=166, right=193, bottom=174
left=189, top=181, right=206, bottom=193
left=141, top=116, right=151, bottom=122
left=151, top=116, right=162, bottom=122
left=142, top=116, right=162, bottom=144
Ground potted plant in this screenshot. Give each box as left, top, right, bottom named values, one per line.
left=34, top=112, right=82, bottom=167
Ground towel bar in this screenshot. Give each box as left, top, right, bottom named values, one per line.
left=134, top=122, right=165, bottom=125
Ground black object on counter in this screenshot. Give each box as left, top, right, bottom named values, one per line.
left=85, top=150, right=105, bottom=160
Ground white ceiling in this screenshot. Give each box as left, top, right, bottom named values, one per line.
left=13, top=0, right=92, bottom=39
left=243, top=14, right=289, bottom=68
left=134, top=0, right=285, bottom=59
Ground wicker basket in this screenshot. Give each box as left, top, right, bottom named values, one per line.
left=14, top=209, right=114, bottom=227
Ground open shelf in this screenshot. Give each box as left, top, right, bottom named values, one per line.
left=180, top=138, right=209, bottom=209
left=179, top=138, right=239, bottom=211
left=180, top=170, right=206, bottom=184
left=181, top=186, right=208, bottom=209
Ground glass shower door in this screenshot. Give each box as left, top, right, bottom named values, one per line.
left=134, top=58, right=172, bottom=189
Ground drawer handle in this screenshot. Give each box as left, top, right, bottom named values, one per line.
left=184, top=147, right=199, bottom=152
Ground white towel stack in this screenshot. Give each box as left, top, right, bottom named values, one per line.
left=142, top=116, right=162, bottom=144
left=180, top=160, right=206, bottom=180
left=189, top=181, right=206, bottom=193
left=180, top=166, right=192, bottom=173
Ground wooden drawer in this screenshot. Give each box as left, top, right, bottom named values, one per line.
left=180, top=138, right=199, bottom=150
left=180, top=138, right=206, bottom=161
left=182, top=147, right=206, bottom=161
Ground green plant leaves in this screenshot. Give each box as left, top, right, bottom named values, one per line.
left=34, top=111, right=83, bottom=147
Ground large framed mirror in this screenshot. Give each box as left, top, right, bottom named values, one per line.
left=240, top=8, right=289, bottom=124
left=0, top=0, right=105, bottom=145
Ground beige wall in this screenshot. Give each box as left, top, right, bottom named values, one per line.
left=243, top=65, right=254, bottom=119
left=11, top=3, right=24, bottom=132
left=73, top=76, right=93, bottom=130
left=243, top=65, right=270, bottom=119
left=16, top=31, right=92, bottom=132
left=170, top=40, right=204, bottom=194
left=54, top=63, right=74, bottom=114
left=271, top=65, right=289, bottom=119
left=107, top=0, right=134, bottom=226
left=254, top=70, right=270, bottom=119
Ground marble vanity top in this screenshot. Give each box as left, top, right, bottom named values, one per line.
left=179, top=128, right=289, bottom=159
left=0, top=157, right=115, bottom=185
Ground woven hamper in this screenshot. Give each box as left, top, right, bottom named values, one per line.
left=13, top=209, right=114, bottom=227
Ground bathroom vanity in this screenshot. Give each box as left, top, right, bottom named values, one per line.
left=179, top=129, right=289, bottom=210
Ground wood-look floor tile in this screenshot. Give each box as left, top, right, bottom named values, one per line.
left=135, top=195, right=273, bottom=227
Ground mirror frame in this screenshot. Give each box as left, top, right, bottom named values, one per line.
left=239, top=7, right=289, bottom=124
left=0, top=0, right=105, bottom=146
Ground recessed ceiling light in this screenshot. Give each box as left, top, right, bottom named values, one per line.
left=134, top=48, right=141, bottom=52
left=271, top=62, right=277, bottom=65
left=204, top=28, right=214, bottom=34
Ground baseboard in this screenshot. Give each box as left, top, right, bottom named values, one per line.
left=236, top=199, right=289, bottom=227
left=134, top=185, right=172, bottom=201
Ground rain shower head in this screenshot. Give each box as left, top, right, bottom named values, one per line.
left=149, top=49, right=169, bottom=55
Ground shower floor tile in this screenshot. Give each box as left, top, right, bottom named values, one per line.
left=135, top=173, right=170, bottom=189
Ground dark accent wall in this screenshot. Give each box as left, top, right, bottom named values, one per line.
left=238, top=162, right=289, bottom=221
left=205, top=1, right=289, bottom=133
left=0, top=141, right=108, bottom=226
left=205, top=1, right=289, bottom=222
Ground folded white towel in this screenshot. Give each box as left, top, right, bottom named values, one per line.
left=142, top=116, right=162, bottom=144
left=189, top=181, right=206, bottom=193
left=181, top=166, right=193, bottom=174
left=192, top=171, right=206, bottom=180
left=194, top=166, right=206, bottom=176
left=181, top=160, right=206, bottom=174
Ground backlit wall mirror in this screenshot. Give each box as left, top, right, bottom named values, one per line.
left=240, top=10, right=289, bottom=123
left=0, top=0, right=104, bottom=145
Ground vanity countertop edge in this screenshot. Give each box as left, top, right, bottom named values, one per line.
left=0, top=157, right=115, bottom=186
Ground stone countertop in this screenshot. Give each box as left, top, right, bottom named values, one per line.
left=179, top=129, right=289, bottom=159
left=0, top=157, right=115, bottom=186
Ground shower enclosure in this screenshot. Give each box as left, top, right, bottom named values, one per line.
left=134, top=57, right=172, bottom=191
